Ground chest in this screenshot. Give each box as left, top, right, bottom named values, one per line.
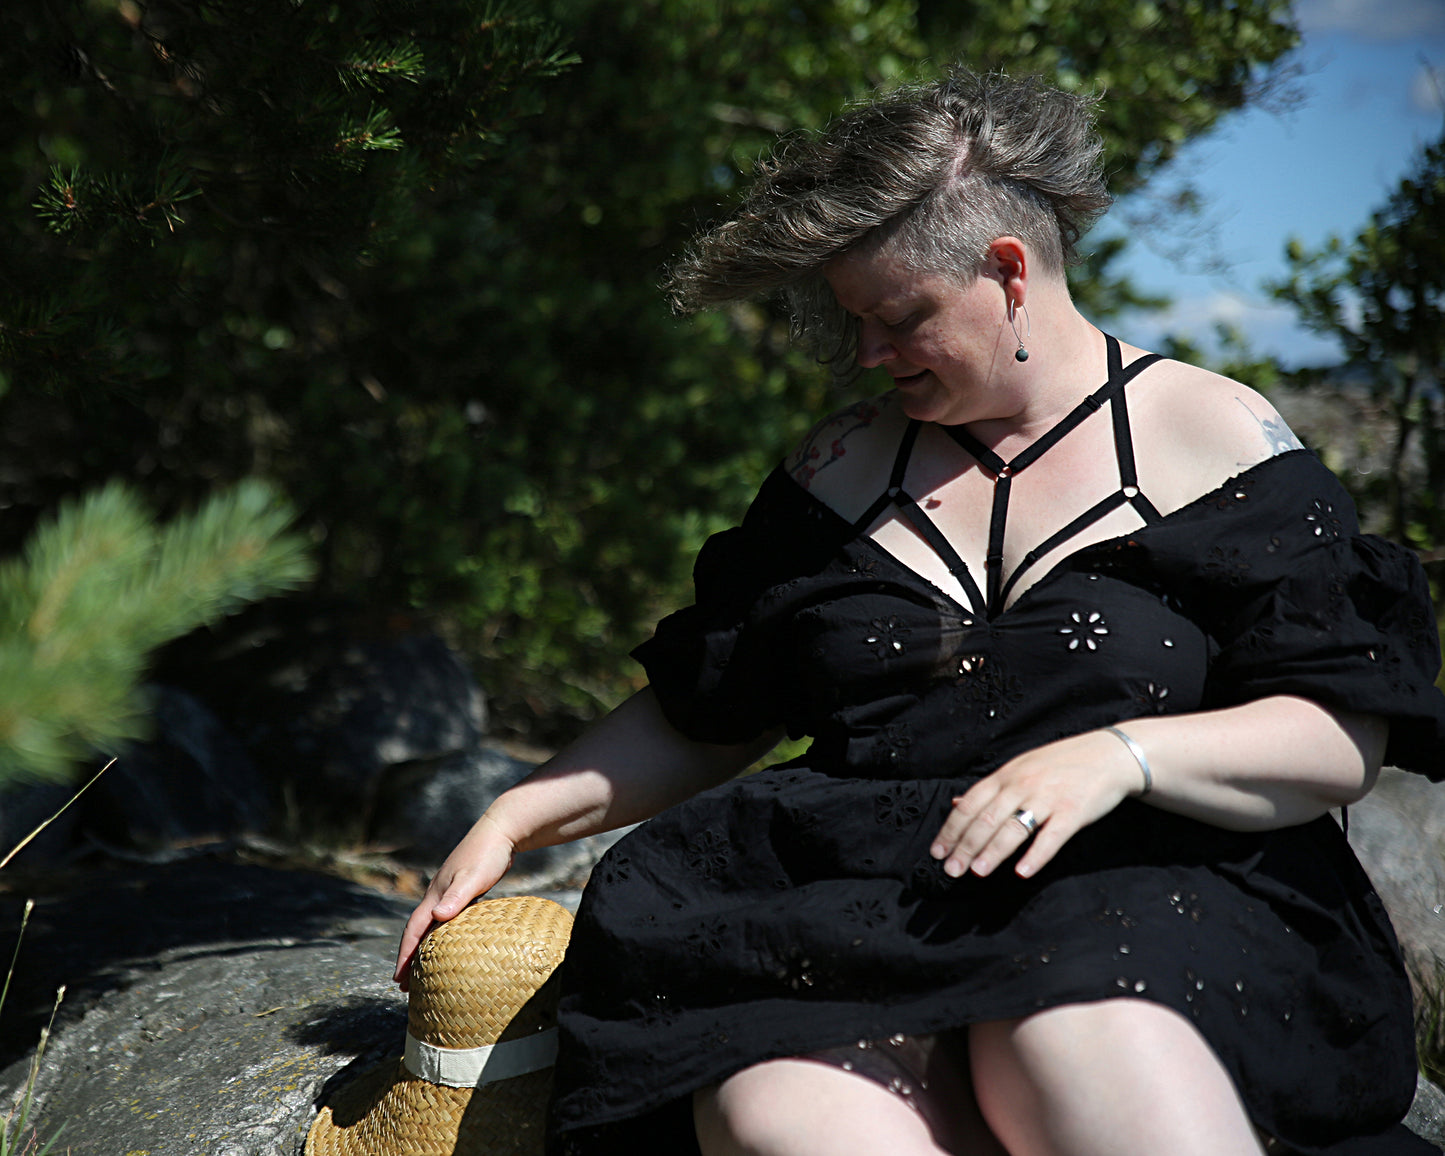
left=865, top=422, right=1150, bottom=615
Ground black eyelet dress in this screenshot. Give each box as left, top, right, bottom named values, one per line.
left=548, top=341, right=1445, bottom=1155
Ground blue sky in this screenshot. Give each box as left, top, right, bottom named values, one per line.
left=1103, top=0, right=1445, bottom=367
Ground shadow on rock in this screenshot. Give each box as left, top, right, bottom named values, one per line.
left=0, top=856, right=412, bottom=1072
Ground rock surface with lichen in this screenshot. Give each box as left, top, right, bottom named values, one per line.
left=0, top=858, right=580, bottom=1156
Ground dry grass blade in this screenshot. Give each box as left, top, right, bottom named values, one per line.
left=0, top=757, right=114, bottom=871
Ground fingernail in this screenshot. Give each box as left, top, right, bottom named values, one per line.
left=930, top=843, right=946, bottom=859
left=972, top=859, right=991, bottom=877
left=944, top=858, right=965, bottom=878
left=1016, top=862, right=1034, bottom=878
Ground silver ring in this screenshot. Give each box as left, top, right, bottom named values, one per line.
left=1012, top=808, right=1038, bottom=835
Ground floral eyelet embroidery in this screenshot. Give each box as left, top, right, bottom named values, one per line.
left=685, top=830, right=732, bottom=879
left=956, top=653, right=1024, bottom=719
left=1202, top=545, right=1251, bottom=586
left=873, top=782, right=925, bottom=832
left=599, top=854, right=632, bottom=885
left=1130, top=681, right=1171, bottom=714
left=686, top=918, right=730, bottom=958
left=1059, top=610, right=1109, bottom=651
left=772, top=948, right=818, bottom=990
left=864, top=616, right=911, bottom=658
left=842, top=897, right=890, bottom=929
left=872, top=721, right=914, bottom=766
left=1303, top=499, right=1343, bottom=541
left=1367, top=641, right=1407, bottom=694
left=1405, top=607, right=1439, bottom=654
left=905, top=856, right=954, bottom=899
left=1209, top=477, right=1256, bottom=509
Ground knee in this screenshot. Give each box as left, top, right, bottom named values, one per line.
left=972, top=999, right=1196, bottom=1102
left=969, top=1000, right=1258, bottom=1155
left=976, top=999, right=1202, bottom=1080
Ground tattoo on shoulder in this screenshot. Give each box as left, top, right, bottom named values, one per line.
left=787, top=399, right=883, bottom=488
left=1236, top=397, right=1304, bottom=457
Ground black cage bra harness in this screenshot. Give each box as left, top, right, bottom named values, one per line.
left=850, top=335, right=1165, bottom=621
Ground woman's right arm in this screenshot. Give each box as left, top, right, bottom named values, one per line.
left=393, top=687, right=782, bottom=986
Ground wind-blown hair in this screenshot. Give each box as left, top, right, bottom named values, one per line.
left=667, top=68, right=1112, bottom=375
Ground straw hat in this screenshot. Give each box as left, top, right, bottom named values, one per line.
left=307, top=895, right=573, bottom=1156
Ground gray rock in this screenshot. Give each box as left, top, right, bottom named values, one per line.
left=0, top=860, right=415, bottom=1156
left=85, top=685, right=270, bottom=849
left=0, top=859, right=578, bottom=1156
left=369, top=745, right=634, bottom=885
left=1349, top=769, right=1445, bottom=986
left=3, top=938, right=405, bottom=1155
left=1407, top=1075, right=1445, bottom=1149
left=370, top=745, right=532, bottom=858
left=154, top=602, right=489, bottom=839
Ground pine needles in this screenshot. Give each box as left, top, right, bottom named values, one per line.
left=0, top=480, right=313, bottom=788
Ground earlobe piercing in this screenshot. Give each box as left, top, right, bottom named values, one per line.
left=1009, top=300, right=1031, bottom=363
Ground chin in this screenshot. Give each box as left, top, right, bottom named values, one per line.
left=894, top=389, right=964, bottom=427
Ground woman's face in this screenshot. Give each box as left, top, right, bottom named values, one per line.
left=824, top=245, right=1016, bottom=427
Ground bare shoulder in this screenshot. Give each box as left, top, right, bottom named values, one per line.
left=784, top=392, right=909, bottom=517
left=1129, top=354, right=1305, bottom=509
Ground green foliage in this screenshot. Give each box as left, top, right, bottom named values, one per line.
left=1, top=901, right=64, bottom=1156
left=0, top=0, right=1301, bottom=742
left=1273, top=127, right=1445, bottom=569
left=1414, top=955, right=1445, bottom=1089
left=0, top=481, right=313, bottom=787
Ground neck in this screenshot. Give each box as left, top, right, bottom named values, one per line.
left=963, top=293, right=1109, bottom=454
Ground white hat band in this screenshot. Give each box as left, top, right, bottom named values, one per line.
left=403, top=1027, right=559, bottom=1089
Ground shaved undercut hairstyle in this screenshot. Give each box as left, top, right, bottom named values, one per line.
left=666, top=68, right=1112, bottom=375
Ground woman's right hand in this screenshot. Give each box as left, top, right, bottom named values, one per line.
left=393, top=811, right=516, bottom=990
left=389, top=690, right=780, bottom=990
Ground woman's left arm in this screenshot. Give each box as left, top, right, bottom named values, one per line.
left=932, top=695, right=1386, bottom=881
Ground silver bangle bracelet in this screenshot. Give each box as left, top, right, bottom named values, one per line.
left=1104, top=726, right=1153, bottom=797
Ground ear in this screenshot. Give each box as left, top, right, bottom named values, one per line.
left=986, top=237, right=1029, bottom=305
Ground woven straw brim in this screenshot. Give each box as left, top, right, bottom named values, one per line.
left=305, top=897, right=572, bottom=1156
left=306, top=1057, right=553, bottom=1156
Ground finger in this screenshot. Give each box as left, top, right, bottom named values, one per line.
left=966, top=808, right=1040, bottom=877
left=940, top=790, right=1030, bottom=876
left=393, top=906, right=439, bottom=986
left=1014, top=809, right=1081, bottom=879
left=930, top=783, right=998, bottom=859
left=431, top=880, right=471, bottom=921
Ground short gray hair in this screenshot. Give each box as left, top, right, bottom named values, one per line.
left=667, top=68, right=1112, bottom=375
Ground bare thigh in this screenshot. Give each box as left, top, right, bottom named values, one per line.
left=969, top=998, right=1267, bottom=1156
left=694, top=1039, right=1007, bottom=1156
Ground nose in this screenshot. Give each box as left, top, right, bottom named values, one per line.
left=856, top=320, right=897, bottom=369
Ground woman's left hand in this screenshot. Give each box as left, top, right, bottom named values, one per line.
left=931, top=729, right=1142, bottom=880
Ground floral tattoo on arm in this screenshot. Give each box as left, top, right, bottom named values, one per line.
left=787, top=400, right=882, bottom=488
left=1236, top=397, right=1304, bottom=458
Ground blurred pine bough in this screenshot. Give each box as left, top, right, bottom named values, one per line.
left=0, top=480, right=312, bottom=789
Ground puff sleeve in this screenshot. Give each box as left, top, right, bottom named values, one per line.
left=630, top=469, right=835, bottom=745
left=1177, top=453, right=1445, bottom=778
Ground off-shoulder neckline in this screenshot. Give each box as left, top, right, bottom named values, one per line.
left=764, top=447, right=1322, bottom=621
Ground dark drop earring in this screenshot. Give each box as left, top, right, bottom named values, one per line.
left=1009, top=300, right=1031, bottom=363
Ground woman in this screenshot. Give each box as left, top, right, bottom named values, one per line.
left=395, top=70, right=1445, bottom=1154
